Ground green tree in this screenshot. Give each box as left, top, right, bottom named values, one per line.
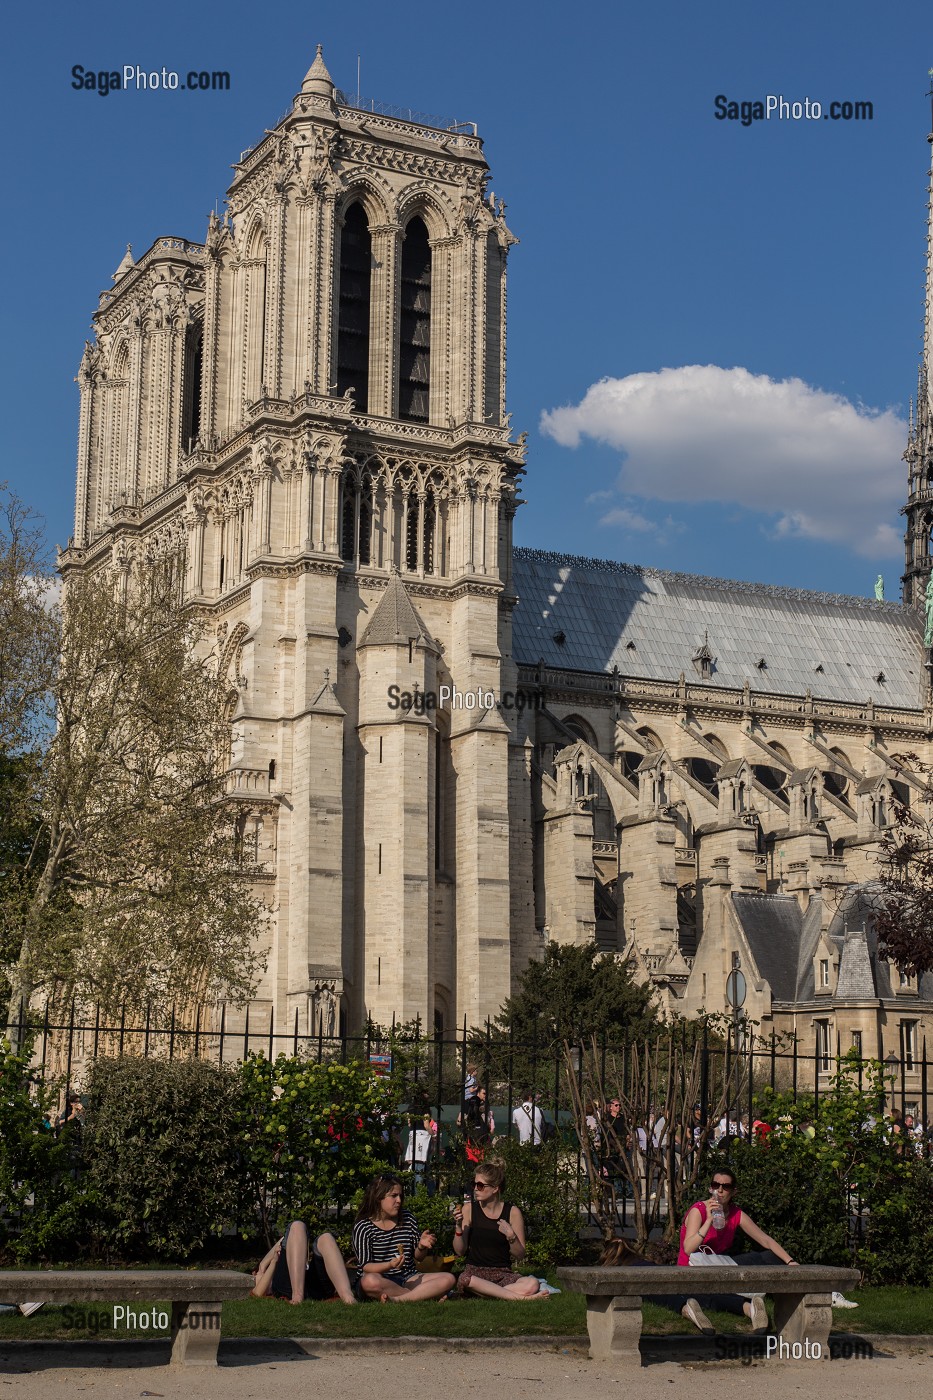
left=711, top=1055, right=933, bottom=1283
left=494, top=941, right=659, bottom=1047
left=0, top=489, right=58, bottom=1018
left=2, top=559, right=267, bottom=1026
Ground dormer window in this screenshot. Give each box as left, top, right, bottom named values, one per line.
left=820, top=958, right=830, bottom=987
left=755, top=657, right=767, bottom=671
left=692, top=632, right=714, bottom=680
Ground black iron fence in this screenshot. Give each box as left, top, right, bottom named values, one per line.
left=5, top=999, right=932, bottom=1259
left=16, top=998, right=931, bottom=1152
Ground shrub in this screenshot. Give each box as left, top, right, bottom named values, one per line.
left=235, top=1053, right=394, bottom=1244
left=0, top=1037, right=86, bottom=1261
left=82, top=1055, right=241, bottom=1259
left=709, top=1061, right=933, bottom=1284
left=857, top=1159, right=933, bottom=1286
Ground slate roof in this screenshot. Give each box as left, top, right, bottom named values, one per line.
left=511, top=549, right=925, bottom=708
left=358, top=573, right=437, bottom=649
left=731, top=892, right=806, bottom=1001
left=730, top=885, right=933, bottom=1002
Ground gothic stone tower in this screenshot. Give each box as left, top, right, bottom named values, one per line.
left=63, top=47, right=532, bottom=1034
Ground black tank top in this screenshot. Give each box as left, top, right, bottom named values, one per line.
left=468, top=1199, right=515, bottom=1268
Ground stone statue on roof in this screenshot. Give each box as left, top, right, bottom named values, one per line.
left=874, top=574, right=884, bottom=601
left=925, top=573, right=933, bottom=648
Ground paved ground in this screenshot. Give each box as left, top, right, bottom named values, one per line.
left=0, top=1337, right=931, bottom=1399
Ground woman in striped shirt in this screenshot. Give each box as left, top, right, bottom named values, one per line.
left=352, top=1175, right=455, bottom=1302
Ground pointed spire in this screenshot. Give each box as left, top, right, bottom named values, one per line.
left=901, top=81, right=933, bottom=605
left=112, top=243, right=135, bottom=282
left=301, top=43, right=336, bottom=100
left=919, top=70, right=933, bottom=453
left=358, top=573, right=438, bottom=651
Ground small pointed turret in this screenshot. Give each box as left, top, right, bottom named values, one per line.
left=301, top=44, right=336, bottom=100
left=112, top=243, right=135, bottom=282
left=358, top=572, right=437, bottom=651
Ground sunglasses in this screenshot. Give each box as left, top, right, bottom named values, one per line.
left=472, top=1180, right=493, bottom=1188
left=711, top=1181, right=734, bottom=1191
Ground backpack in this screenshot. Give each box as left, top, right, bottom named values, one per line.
left=465, top=1101, right=491, bottom=1149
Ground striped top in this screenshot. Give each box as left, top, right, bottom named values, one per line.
left=352, top=1210, right=421, bottom=1282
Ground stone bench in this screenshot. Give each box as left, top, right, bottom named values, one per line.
left=0, top=1269, right=253, bottom=1365
left=557, top=1264, right=862, bottom=1363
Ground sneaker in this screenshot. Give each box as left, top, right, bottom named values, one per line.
left=682, top=1298, right=715, bottom=1335
left=18, top=1303, right=44, bottom=1318
left=746, top=1296, right=768, bottom=1332
left=831, top=1292, right=858, bottom=1308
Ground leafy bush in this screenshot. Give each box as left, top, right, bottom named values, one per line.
left=0, top=1037, right=86, bottom=1261
left=235, top=1053, right=394, bottom=1244
left=857, top=1159, right=933, bottom=1286
left=709, top=1060, right=933, bottom=1284
left=82, top=1055, right=242, bottom=1259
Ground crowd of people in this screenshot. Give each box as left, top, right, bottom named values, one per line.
left=250, top=1159, right=852, bottom=1328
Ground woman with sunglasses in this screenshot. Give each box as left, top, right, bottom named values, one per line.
left=676, top=1166, right=797, bottom=1332
left=452, top=1159, right=546, bottom=1300
left=353, top=1174, right=455, bottom=1302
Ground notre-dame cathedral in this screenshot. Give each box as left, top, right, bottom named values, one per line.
left=62, top=48, right=933, bottom=1081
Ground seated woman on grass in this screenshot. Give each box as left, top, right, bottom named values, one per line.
left=453, top=1158, right=546, bottom=1300
left=353, top=1173, right=456, bottom=1302
left=251, top=1223, right=356, bottom=1305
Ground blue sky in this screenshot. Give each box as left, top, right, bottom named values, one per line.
left=2, top=0, right=930, bottom=598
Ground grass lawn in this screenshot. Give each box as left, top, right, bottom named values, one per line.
left=0, top=1285, right=930, bottom=1341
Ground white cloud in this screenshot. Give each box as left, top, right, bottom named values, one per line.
left=540, top=365, right=905, bottom=558
left=600, top=506, right=659, bottom=533
left=597, top=505, right=687, bottom=547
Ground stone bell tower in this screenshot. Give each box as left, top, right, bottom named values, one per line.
left=68, top=45, right=534, bottom=1034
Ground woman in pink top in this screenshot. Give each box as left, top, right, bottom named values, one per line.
left=675, top=1166, right=798, bottom=1333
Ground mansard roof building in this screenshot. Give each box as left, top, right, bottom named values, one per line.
left=62, top=49, right=933, bottom=1088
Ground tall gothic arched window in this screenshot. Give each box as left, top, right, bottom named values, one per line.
left=182, top=321, right=203, bottom=453
left=244, top=224, right=268, bottom=402
left=340, top=472, right=372, bottom=566
left=484, top=228, right=504, bottom=425
left=423, top=489, right=436, bottom=575
left=405, top=494, right=420, bottom=571
left=336, top=203, right=372, bottom=412
left=398, top=217, right=431, bottom=423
